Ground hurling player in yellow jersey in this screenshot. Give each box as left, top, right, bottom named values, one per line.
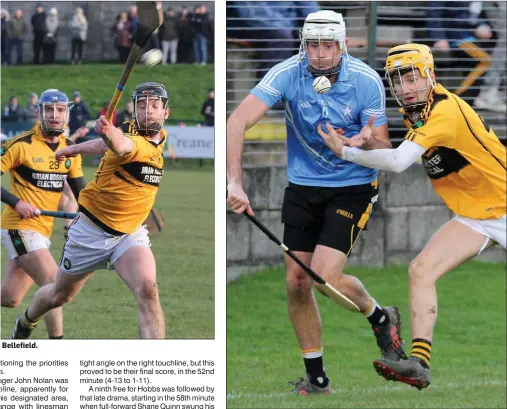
left=318, top=43, right=506, bottom=389
left=1, top=89, right=85, bottom=339
left=10, top=82, right=169, bottom=339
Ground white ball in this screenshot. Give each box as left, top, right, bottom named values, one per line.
left=312, top=76, right=331, bottom=94
left=140, top=49, right=163, bottom=67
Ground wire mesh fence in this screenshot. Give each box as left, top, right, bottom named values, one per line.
left=226, top=1, right=506, bottom=165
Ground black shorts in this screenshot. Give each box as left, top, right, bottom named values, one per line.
left=281, top=180, right=379, bottom=255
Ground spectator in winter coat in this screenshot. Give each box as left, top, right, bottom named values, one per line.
left=178, top=7, right=194, bottom=63
left=22, top=93, right=39, bottom=125
left=69, top=91, right=91, bottom=134
left=70, top=7, right=88, bottom=64
left=160, top=8, right=180, bottom=64
left=1, top=9, right=9, bottom=66
left=43, top=7, right=59, bottom=64
left=2, top=96, right=22, bottom=122
left=426, top=1, right=503, bottom=110
left=31, top=3, right=46, bottom=64
left=7, top=9, right=26, bottom=65
left=201, top=88, right=214, bottom=126
left=114, top=11, right=133, bottom=63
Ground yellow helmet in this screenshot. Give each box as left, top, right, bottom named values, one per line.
left=385, top=43, right=436, bottom=110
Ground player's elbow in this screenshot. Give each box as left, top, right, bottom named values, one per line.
left=111, top=146, right=132, bottom=156
left=389, top=160, right=410, bottom=173
left=110, top=138, right=133, bottom=156
left=390, top=165, right=405, bottom=173
left=227, top=112, right=247, bottom=134
left=98, top=143, right=109, bottom=156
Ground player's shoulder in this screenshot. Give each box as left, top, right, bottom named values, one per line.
left=346, top=55, right=383, bottom=84
left=261, top=54, right=300, bottom=84
left=120, top=119, right=137, bottom=134
left=2, top=129, right=36, bottom=150
left=421, top=85, right=454, bottom=122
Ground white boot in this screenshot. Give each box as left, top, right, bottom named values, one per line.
left=473, top=88, right=507, bottom=113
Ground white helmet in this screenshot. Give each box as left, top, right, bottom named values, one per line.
left=299, top=10, right=348, bottom=76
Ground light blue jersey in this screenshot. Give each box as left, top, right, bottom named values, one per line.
left=250, top=54, right=387, bottom=187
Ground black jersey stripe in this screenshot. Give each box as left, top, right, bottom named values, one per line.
left=120, top=162, right=164, bottom=187
left=13, top=165, right=67, bottom=192
left=452, top=95, right=506, bottom=171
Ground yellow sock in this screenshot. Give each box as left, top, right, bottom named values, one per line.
left=411, top=338, right=432, bottom=368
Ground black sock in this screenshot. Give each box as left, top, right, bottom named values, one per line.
left=49, top=335, right=64, bottom=339
left=25, top=310, right=35, bottom=323
left=22, top=309, right=38, bottom=326
left=303, top=356, right=329, bottom=387
left=367, top=305, right=389, bottom=327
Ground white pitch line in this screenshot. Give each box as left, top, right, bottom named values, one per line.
left=227, top=379, right=506, bottom=400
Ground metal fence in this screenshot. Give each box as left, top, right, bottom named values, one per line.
left=226, top=1, right=507, bottom=165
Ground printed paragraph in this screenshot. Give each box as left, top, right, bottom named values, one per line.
left=0, top=359, right=70, bottom=408
left=79, top=359, right=215, bottom=409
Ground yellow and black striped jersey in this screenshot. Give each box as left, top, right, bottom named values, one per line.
left=120, top=119, right=175, bottom=157
left=1, top=125, right=84, bottom=237
left=402, top=83, right=506, bottom=219
left=120, top=119, right=137, bottom=134
left=78, top=130, right=166, bottom=235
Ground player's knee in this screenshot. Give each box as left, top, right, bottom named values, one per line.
left=135, top=280, right=159, bottom=304
left=286, top=269, right=313, bottom=295
left=0, top=292, right=22, bottom=308
left=51, top=290, right=74, bottom=308
left=408, top=258, right=429, bottom=283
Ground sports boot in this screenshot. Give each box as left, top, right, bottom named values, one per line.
left=11, top=314, right=37, bottom=339
left=372, top=307, right=407, bottom=361
left=373, top=356, right=431, bottom=390
left=289, top=376, right=331, bottom=395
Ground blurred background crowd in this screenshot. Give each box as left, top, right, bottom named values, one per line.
left=0, top=2, right=215, bottom=140
left=226, top=1, right=506, bottom=165
left=1, top=2, right=214, bottom=65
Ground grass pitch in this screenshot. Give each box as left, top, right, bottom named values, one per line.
left=1, top=64, right=214, bottom=123
left=1, top=166, right=214, bottom=339
left=227, top=262, right=506, bottom=408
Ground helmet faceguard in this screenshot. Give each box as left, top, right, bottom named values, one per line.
left=385, top=44, right=437, bottom=112
left=132, top=82, right=169, bottom=136
left=38, top=89, right=73, bottom=137
left=299, top=10, right=348, bottom=77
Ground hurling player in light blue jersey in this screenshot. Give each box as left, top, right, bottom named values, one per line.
left=227, top=10, right=407, bottom=394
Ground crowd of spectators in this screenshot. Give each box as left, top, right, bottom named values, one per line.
left=2, top=86, right=214, bottom=131
left=0, top=3, right=214, bottom=66
left=2, top=93, right=38, bottom=124
left=227, top=1, right=505, bottom=113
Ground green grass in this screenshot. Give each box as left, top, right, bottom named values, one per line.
left=227, top=262, right=506, bottom=408
left=1, top=166, right=214, bottom=339
left=1, top=64, right=213, bottom=122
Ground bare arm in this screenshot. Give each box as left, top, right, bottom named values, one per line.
left=226, top=94, right=271, bottom=185
left=95, top=115, right=134, bottom=156
left=226, top=94, right=271, bottom=215
left=56, top=138, right=109, bottom=160
left=75, top=138, right=109, bottom=156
